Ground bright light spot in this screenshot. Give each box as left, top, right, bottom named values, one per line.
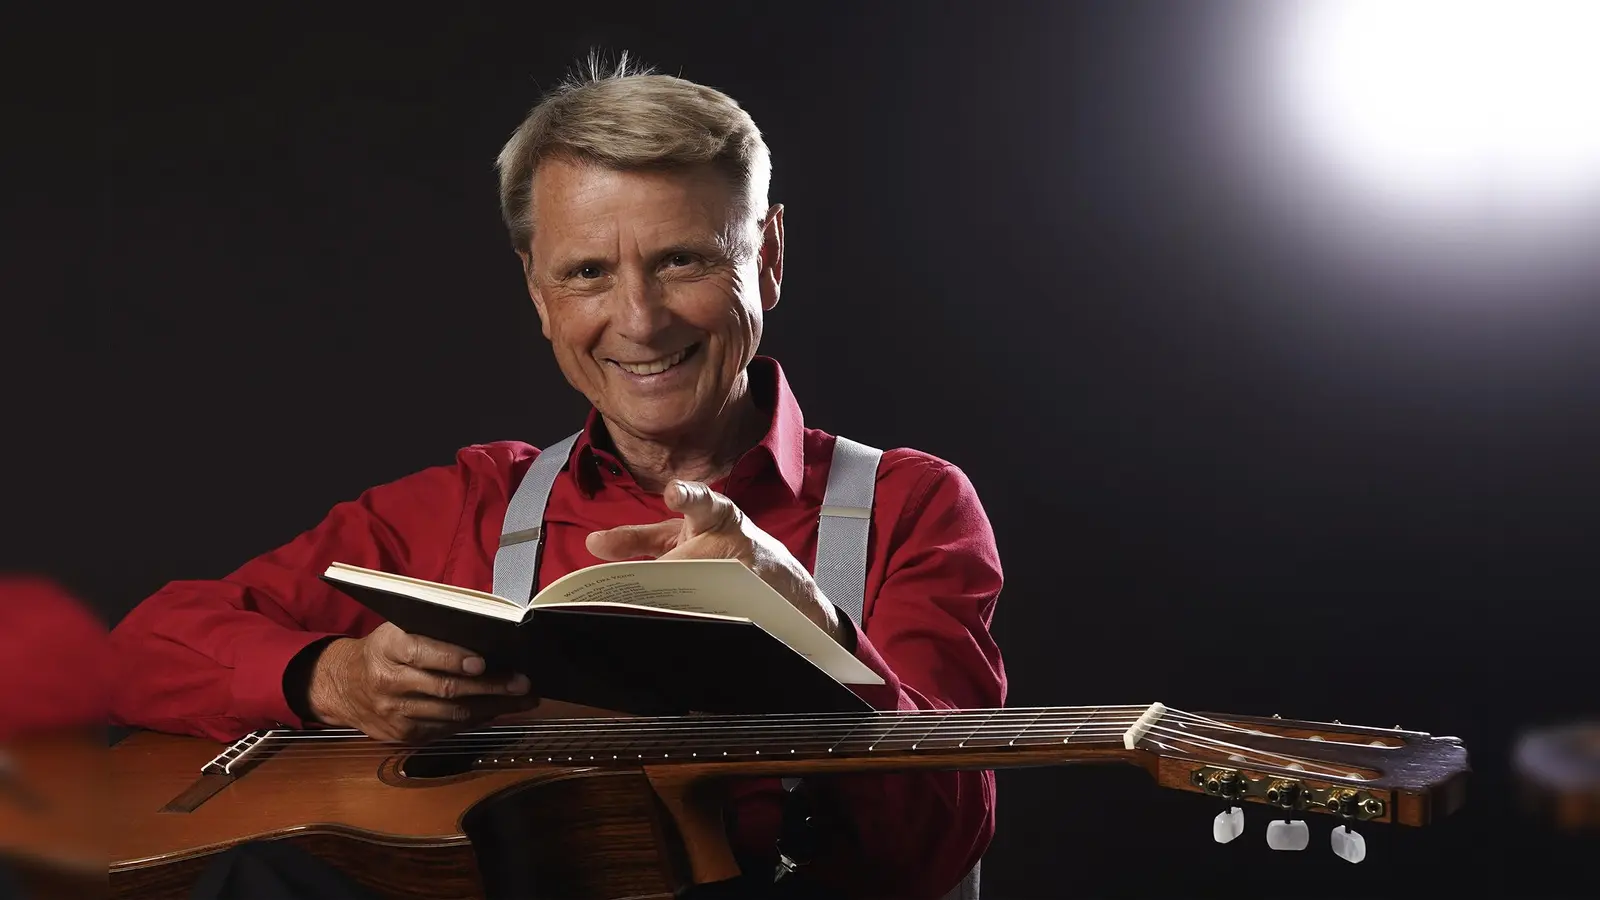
left=1278, top=0, right=1600, bottom=212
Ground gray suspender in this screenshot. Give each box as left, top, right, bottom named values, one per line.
left=489, top=430, right=980, bottom=900
left=491, top=431, right=580, bottom=605
left=813, top=436, right=880, bottom=629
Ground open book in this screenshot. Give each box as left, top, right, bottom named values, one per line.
left=321, top=559, right=881, bottom=715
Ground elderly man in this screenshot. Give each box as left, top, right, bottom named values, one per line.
left=110, top=57, right=1005, bottom=900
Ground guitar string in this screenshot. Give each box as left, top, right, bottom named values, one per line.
left=231, top=724, right=1362, bottom=783
left=247, top=708, right=1302, bottom=755
left=239, top=710, right=1370, bottom=778
left=259, top=705, right=1177, bottom=743
left=252, top=709, right=1162, bottom=754
left=256, top=718, right=1148, bottom=755
left=259, top=703, right=1143, bottom=732
left=258, top=707, right=1150, bottom=744
left=249, top=720, right=1145, bottom=755
left=255, top=706, right=1299, bottom=751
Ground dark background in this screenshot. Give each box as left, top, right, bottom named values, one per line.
left=10, top=2, right=1597, bottom=897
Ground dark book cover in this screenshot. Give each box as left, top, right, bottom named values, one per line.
left=320, top=575, right=871, bottom=716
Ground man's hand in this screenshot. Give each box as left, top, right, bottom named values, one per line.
left=585, top=480, right=850, bottom=644
left=307, top=623, right=538, bottom=744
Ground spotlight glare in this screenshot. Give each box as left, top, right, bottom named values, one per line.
left=1278, top=0, right=1600, bottom=210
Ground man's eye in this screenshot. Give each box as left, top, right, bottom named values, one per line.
left=577, top=265, right=603, bottom=279
left=666, top=253, right=696, bottom=268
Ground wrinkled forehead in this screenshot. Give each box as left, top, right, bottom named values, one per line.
left=527, top=157, right=750, bottom=257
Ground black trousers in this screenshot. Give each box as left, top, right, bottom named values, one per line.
left=189, top=842, right=843, bottom=900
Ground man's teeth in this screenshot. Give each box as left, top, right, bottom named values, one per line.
left=616, top=346, right=691, bottom=376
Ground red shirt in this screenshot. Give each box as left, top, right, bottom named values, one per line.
left=109, top=357, right=1007, bottom=899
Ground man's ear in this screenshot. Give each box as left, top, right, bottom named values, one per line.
left=758, top=204, right=784, bottom=312
left=516, top=250, right=551, bottom=340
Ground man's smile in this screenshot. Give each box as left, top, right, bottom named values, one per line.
left=607, top=342, right=701, bottom=376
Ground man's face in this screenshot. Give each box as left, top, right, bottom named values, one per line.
left=520, top=157, right=782, bottom=444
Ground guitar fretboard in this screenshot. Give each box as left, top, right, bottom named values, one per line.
left=467, top=705, right=1142, bottom=763
left=201, top=705, right=1162, bottom=777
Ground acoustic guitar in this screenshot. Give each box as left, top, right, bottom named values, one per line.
left=109, top=701, right=1470, bottom=899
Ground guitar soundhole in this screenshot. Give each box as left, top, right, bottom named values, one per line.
left=397, top=738, right=523, bottom=780
left=399, top=750, right=474, bottom=779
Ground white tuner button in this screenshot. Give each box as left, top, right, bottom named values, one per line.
left=1266, top=819, right=1309, bottom=851
left=1213, top=807, right=1244, bottom=844
left=1331, top=825, right=1367, bottom=864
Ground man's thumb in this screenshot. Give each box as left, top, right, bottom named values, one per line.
left=664, top=480, right=737, bottom=533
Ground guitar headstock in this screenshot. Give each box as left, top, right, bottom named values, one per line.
left=1130, top=708, right=1469, bottom=828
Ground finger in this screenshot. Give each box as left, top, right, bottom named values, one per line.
left=410, top=670, right=532, bottom=701
left=380, top=697, right=540, bottom=745
left=395, top=694, right=539, bottom=728
left=664, top=480, right=740, bottom=535
left=586, top=521, right=679, bottom=560
left=469, top=694, right=543, bottom=719
left=381, top=722, right=456, bottom=746
left=385, top=630, right=487, bottom=676
left=390, top=697, right=476, bottom=725
left=657, top=531, right=745, bottom=561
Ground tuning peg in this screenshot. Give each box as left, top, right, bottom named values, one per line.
left=1213, top=806, right=1244, bottom=843
left=1265, top=819, right=1309, bottom=851
left=1330, top=825, right=1366, bottom=864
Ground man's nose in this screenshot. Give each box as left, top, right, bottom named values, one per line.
left=609, top=270, right=673, bottom=343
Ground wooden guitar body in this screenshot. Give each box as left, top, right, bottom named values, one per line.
left=111, top=731, right=704, bottom=900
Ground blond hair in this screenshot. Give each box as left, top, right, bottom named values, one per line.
left=495, top=52, right=773, bottom=253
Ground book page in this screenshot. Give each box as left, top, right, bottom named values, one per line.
left=532, top=559, right=885, bottom=685
left=323, top=563, right=524, bottom=621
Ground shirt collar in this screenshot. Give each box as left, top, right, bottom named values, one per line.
left=571, top=356, right=807, bottom=499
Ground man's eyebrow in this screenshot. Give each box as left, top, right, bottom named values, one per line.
left=661, top=235, right=732, bottom=256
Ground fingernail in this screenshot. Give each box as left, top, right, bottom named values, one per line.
left=671, top=482, right=688, bottom=503
left=463, top=656, right=486, bottom=676
left=507, top=673, right=531, bottom=695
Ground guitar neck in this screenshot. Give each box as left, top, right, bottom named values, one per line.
left=463, top=704, right=1164, bottom=775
